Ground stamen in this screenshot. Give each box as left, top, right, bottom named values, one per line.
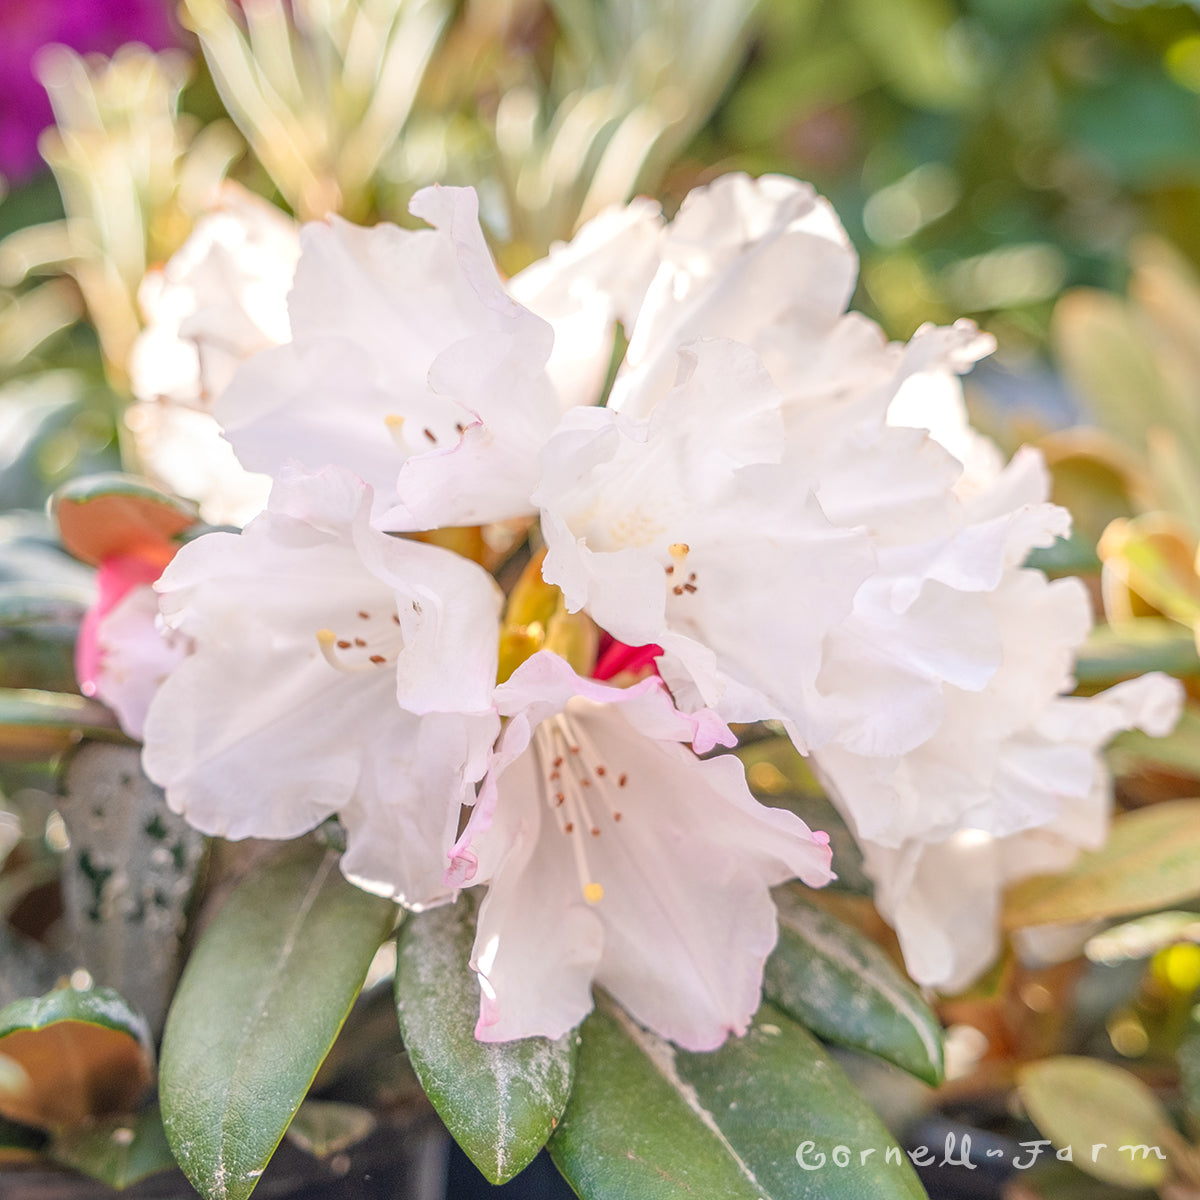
left=423, top=427, right=437, bottom=444
left=384, top=414, right=406, bottom=448
left=317, top=628, right=377, bottom=673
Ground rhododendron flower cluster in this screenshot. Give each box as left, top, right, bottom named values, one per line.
left=113, top=172, right=1182, bottom=1048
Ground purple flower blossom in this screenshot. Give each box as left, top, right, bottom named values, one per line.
left=0, top=0, right=179, bottom=182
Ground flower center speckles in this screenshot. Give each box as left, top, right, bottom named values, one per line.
left=532, top=713, right=628, bottom=906
left=665, top=541, right=698, bottom=597
left=316, top=607, right=404, bottom=672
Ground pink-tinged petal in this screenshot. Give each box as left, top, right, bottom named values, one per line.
left=76, top=553, right=164, bottom=700
left=90, top=583, right=188, bottom=741
left=461, top=654, right=833, bottom=1049
left=470, top=753, right=605, bottom=1042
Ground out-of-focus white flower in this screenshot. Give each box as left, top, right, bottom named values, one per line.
left=140, top=466, right=502, bottom=907
left=130, top=182, right=299, bottom=409
left=860, top=672, right=1185, bottom=992
left=446, top=651, right=833, bottom=1050
left=217, top=186, right=560, bottom=531
left=127, top=182, right=298, bottom=524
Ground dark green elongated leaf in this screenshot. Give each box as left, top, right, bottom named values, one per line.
left=675, top=1003, right=929, bottom=1199
left=549, top=1001, right=767, bottom=1200
left=394, top=901, right=574, bottom=1184
left=1005, top=800, right=1200, bottom=928
left=0, top=688, right=124, bottom=760
left=765, top=890, right=944, bottom=1084
left=0, top=985, right=153, bottom=1128
left=159, top=842, right=397, bottom=1200
left=50, top=1106, right=177, bottom=1189
left=551, top=999, right=927, bottom=1200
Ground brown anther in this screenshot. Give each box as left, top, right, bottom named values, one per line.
left=354, top=637, right=367, bottom=647
left=672, top=586, right=684, bottom=596
left=337, top=640, right=351, bottom=649
left=555, top=792, right=565, bottom=806
left=549, top=771, right=560, bottom=782
left=683, top=583, right=698, bottom=594
left=369, top=655, right=386, bottom=664
left=455, top=422, right=466, bottom=434
left=564, top=822, right=574, bottom=833
left=570, top=746, right=580, bottom=755
left=423, top=427, right=436, bottom=443
left=590, top=827, right=600, bottom=837
left=581, top=779, right=591, bottom=788
left=665, top=565, right=675, bottom=575
left=595, top=766, right=607, bottom=776
left=392, top=614, right=401, bottom=625
left=358, top=611, right=370, bottom=619
left=553, top=756, right=563, bottom=768
left=618, top=774, right=627, bottom=787
left=613, top=811, right=623, bottom=821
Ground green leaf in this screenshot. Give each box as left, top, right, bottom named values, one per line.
left=0, top=688, right=123, bottom=760
left=549, top=1001, right=767, bottom=1200
left=159, top=842, right=397, bottom=1200
left=285, top=1100, right=376, bottom=1159
left=394, top=901, right=575, bottom=1184
left=1075, top=620, right=1200, bottom=686
left=764, top=889, right=944, bottom=1084
left=0, top=985, right=154, bottom=1129
left=675, top=1003, right=929, bottom=1200
left=1178, top=1022, right=1200, bottom=1128
left=50, top=1106, right=177, bottom=1189
left=1017, top=1057, right=1172, bottom=1188
left=1005, top=800, right=1200, bottom=928
left=551, top=999, right=927, bottom=1200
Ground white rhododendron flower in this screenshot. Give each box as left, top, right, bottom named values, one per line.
left=113, top=166, right=1188, bottom=1039
left=445, top=651, right=834, bottom=1050
left=141, top=466, right=502, bottom=907
left=861, top=673, right=1184, bottom=991
left=216, top=186, right=560, bottom=531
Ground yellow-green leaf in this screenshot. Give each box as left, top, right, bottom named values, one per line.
left=1018, top=1057, right=1172, bottom=1188
left=1005, top=800, right=1200, bottom=928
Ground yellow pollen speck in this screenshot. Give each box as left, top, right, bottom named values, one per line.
left=584, top=882, right=604, bottom=905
